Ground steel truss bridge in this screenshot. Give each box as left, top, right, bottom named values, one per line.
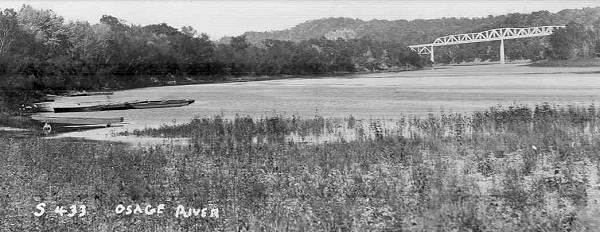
left=408, top=26, right=565, bottom=63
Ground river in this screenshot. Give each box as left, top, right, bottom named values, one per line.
left=40, top=63, right=600, bottom=142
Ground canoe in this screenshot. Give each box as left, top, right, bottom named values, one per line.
left=65, top=91, right=113, bottom=97
left=53, top=102, right=131, bottom=113
left=53, top=105, right=102, bottom=113
left=52, top=99, right=195, bottom=112
left=31, top=115, right=124, bottom=126
left=33, top=102, right=54, bottom=112
left=130, top=99, right=195, bottom=109
left=42, top=94, right=59, bottom=102
left=98, top=102, right=131, bottom=111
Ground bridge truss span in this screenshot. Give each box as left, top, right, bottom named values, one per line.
left=408, top=26, right=565, bottom=63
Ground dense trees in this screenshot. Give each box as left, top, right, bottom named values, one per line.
left=238, top=8, right=600, bottom=63
left=548, top=22, right=600, bottom=59
left=0, top=5, right=424, bottom=97
left=432, top=10, right=600, bottom=63
left=0, top=9, right=19, bottom=55
left=5, top=5, right=599, bottom=112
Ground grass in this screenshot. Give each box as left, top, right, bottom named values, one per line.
left=3, top=103, right=600, bottom=231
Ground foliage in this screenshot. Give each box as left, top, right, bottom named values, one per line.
left=235, top=8, right=600, bottom=63
left=0, top=8, right=19, bottom=55
left=548, top=22, right=600, bottom=59
left=0, top=6, right=424, bottom=107
left=3, top=104, right=600, bottom=230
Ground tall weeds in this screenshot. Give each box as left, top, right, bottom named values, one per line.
left=3, top=103, right=600, bottom=231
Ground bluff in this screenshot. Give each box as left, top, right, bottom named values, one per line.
left=224, top=7, right=600, bottom=46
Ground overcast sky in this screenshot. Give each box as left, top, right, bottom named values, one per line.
left=1, top=0, right=599, bottom=39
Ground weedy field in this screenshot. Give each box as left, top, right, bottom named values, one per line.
left=3, top=103, right=600, bottom=231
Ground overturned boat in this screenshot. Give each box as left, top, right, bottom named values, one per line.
left=53, top=105, right=102, bottom=113
left=53, top=102, right=130, bottom=113
left=31, top=115, right=125, bottom=134
left=129, top=99, right=195, bottom=109
left=64, top=91, right=113, bottom=97
left=52, top=99, right=195, bottom=112
left=32, top=115, right=124, bottom=126
left=33, top=102, right=55, bottom=112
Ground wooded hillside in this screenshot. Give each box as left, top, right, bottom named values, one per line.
left=233, top=8, right=600, bottom=63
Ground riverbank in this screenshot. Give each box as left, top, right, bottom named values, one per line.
left=529, top=58, right=600, bottom=67
left=0, top=66, right=420, bottom=115
left=3, top=104, right=600, bottom=231
left=20, top=63, right=600, bottom=143
left=0, top=64, right=422, bottom=133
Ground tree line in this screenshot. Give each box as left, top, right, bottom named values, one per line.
left=0, top=5, right=424, bottom=109
left=547, top=22, right=600, bottom=59
left=4, top=5, right=598, bottom=114
left=433, top=22, right=600, bottom=63
left=238, top=8, right=600, bottom=63
left=432, top=9, right=600, bottom=63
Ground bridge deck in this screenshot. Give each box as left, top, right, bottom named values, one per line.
left=408, top=26, right=565, bottom=55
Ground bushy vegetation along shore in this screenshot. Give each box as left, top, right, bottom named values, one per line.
left=3, top=104, right=600, bottom=231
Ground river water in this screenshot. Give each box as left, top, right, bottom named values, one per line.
left=40, top=63, right=600, bottom=142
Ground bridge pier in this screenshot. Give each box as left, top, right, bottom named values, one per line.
left=409, top=26, right=565, bottom=65
left=430, top=46, right=434, bottom=63
left=500, top=39, right=505, bottom=64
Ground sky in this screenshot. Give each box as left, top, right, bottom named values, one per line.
left=1, top=0, right=599, bottom=39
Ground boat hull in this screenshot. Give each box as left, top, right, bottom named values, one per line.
left=33, top=102, right=54, bottom=112
left=32, top=115, right=124, bottom=125
left=53, top=102, right=131, bottom=113
left=130, top=99, right=195, bottom=109
left=53, top=106, right=101, bottom=113
left=53, top=99, right=194, bottom=112
left=65, top=91, right=113, bottom=97
left=99, top=103, right=131, bottom=111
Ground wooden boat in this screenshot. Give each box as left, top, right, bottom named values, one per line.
left=32, top=116, right=124, bottom=134
left=65, top=91, right=113, bottom=97
left=53, top=105, right=102, bottom=113
left=53, top=102, right=131, bottom=113
left=98, top=102, right=131, bottom=111
left=130, top=99, right=195, bottom=109
left=33, top=102, right=54, bottom=112
left=31, top=115, right=124, bottom=126
left=42, top=94, right=59, bottom=102
left=52, top=99, right=194, bottom=112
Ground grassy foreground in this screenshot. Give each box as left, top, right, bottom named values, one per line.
left=3, top=104, right=600, bottom=231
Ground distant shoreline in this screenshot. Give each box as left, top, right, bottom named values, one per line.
left=529, top=58, right=600, bottom=67
left=125, top=66, right=420, bottom=89
left=0, top=66, right=420, bottom=130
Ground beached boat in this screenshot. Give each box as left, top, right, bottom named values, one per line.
left=31, top=115, right=124, bottom=126
left=42, top=94, right=59, bottom=102
left=33, top=102, right=54, bottom=112
left=31, top=115, right=125, bottom=134
left=130, top=99, right=195, bottom=109
left=53, top=105, right=102, bottom=113
left=98, top=102, right=131, bottom=111
left=53, top=101, right=131, bottom=113
left=64, top=91, right=113, bottom=97
left=52, top=99, right=194, bottom=112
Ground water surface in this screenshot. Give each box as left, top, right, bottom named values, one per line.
left=42, top=63, right=600, bottom=141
